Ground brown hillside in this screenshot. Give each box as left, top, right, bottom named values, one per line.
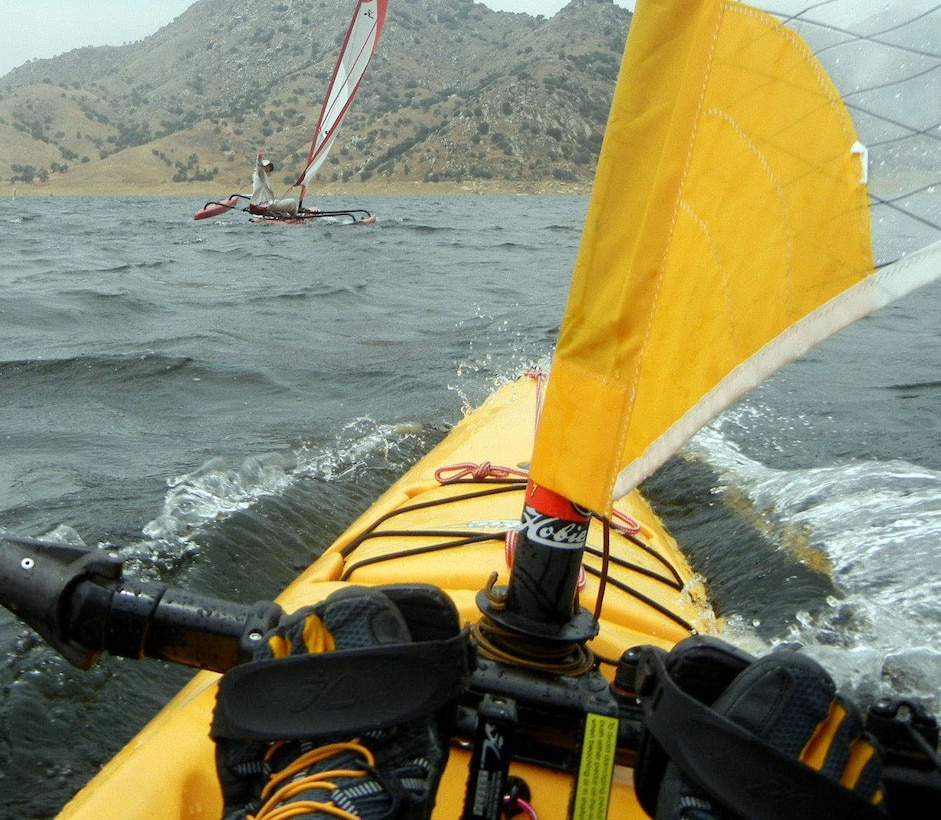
left=0, top=0, right=631, bottom=197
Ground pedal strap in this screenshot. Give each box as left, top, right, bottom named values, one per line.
left=211, top=628, right=472, bottom=740
left=637, top=650, right=886, bottom=820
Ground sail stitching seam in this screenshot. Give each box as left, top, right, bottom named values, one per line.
left=613, top=2, right=725, bottom=503
left=729, top=3, right=870, bottom=274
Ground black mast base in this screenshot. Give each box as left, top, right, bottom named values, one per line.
left=475, top=588, right=598, bottom=645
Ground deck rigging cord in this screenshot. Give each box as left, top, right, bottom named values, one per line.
left=334, top=465, right=697, bottom=637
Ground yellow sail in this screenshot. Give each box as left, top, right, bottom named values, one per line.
left=531, top=0, right=876, bottom=515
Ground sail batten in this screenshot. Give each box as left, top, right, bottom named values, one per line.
left=529, top=0, right=905, bottom=516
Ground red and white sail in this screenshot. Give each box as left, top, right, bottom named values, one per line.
left=296, top=0, right=387, bottom=200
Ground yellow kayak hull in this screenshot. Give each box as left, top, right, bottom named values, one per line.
left=59, top=374, right=715, bottom=819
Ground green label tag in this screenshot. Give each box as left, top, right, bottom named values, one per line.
left=572, top=712, right=619, bottom=819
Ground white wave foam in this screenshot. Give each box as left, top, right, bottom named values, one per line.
left=295, top=417, right=420, bottom=481
left=690, top=421, right=941, bottom=708
left=142, top=453, right=294, bottom=542
left=135, top=419, right=422, bottom=555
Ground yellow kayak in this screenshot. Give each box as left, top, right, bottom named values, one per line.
left=57, top=373, right=715, bottom=819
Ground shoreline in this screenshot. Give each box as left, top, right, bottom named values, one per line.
left=6, top=179, right=593, bottom=199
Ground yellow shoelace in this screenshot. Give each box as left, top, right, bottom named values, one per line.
left=250, top=740, right=376, bottom=820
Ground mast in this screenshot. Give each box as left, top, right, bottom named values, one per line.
left=476, top=481, right=597, bottom=667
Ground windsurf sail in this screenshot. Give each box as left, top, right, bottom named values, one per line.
left=194, top=0, right=386, bottom=221
left=296, top=0, right=387, bottom=204
left=530, top=0, right=941, bottom=517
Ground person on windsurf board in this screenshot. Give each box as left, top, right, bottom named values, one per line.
left=248, top=150, right=299, bottom=216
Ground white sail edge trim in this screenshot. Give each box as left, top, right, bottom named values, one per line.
left=612, top=239, right=941, bottom=502
left=872, top=240, right=941, bottom=309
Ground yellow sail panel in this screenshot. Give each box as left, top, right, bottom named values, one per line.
left=530, top=0, right=873, bottom=516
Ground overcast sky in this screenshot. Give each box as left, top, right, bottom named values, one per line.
left=0, top=0, right=896, bottom=79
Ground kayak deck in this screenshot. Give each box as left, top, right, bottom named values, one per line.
left=59, top=373, right=715, bottom=819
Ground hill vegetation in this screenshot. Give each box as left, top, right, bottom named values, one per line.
left=0, top=0, right=632, bottom=196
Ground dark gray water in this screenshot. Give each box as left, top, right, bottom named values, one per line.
left=0, top=193, right=939, bottom=817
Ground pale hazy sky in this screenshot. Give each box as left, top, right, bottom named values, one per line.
left=0, top=0, right=896, bottom=79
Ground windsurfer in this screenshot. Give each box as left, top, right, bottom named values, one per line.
left=250, top=151, right=299, bottom=216
left=212, top=587, right=890, bottom=820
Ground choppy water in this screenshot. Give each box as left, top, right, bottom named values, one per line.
left=0, top=193, right=939, bottom=817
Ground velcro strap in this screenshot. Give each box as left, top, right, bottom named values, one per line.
left=211, top=628, right=472, bottom=740
left=638, top=650, right=886, bottom=820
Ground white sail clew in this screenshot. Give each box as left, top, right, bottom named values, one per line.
left=530, top=0, right=941, bottom=517
left=297, top=0, right=387, bottom=199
